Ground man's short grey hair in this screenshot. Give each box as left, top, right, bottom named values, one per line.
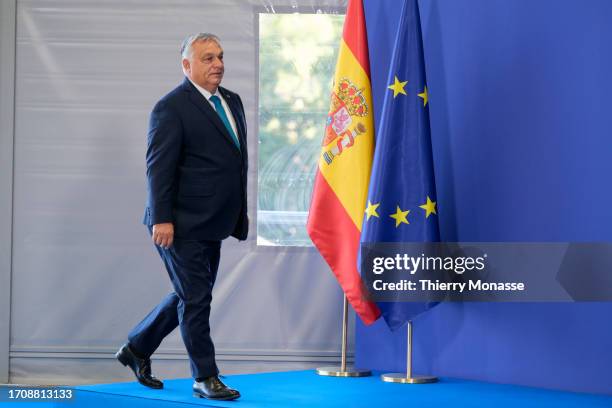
left=180, top=33, right=221, bottom=59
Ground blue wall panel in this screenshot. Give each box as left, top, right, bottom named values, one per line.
left=358, top=0, right=612, bottom=394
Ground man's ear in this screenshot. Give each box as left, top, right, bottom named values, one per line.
left=182, top=58, right=190, bottom=73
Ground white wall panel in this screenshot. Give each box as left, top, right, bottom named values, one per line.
left=0, top=0, right=17, bottom=386
left=10, top=0, right=351, bottom=384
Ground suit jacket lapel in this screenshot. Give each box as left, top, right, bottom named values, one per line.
left=182, top=79, right=241, bottom=155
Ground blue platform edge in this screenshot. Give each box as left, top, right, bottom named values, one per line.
left=67, top=370, right=612, bottom=408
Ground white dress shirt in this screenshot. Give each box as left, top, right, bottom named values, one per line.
left=188, top=78, right=239, bottom=138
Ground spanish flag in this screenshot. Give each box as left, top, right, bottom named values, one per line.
left=307, top=0, right=380, bottom=325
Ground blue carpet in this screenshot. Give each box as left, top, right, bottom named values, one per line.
left=71, top=370, right=612, bottom=408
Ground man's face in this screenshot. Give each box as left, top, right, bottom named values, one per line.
left=183, top=39, right=224, bottom=93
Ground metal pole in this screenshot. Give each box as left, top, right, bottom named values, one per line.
left=340, top=295, right=348, bottom=372
left=381, top=320, right=438, bottom=384
left=316, top=295, right=371, bottom=377
left=406, top=320, right=412, bottom=378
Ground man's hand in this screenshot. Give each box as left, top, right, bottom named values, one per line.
left=152, top=223, right=174, bottom=249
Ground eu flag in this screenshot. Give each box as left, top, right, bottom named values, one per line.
left=360, top=0, right=440, bottom=331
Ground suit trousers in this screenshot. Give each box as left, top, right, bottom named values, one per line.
left=127, top=227, right=221, bottom=379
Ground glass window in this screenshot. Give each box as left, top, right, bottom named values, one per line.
left=257, top=12, right=344, bottom=246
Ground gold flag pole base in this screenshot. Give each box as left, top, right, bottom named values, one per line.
left=380, top=321, right=438, bottom=384
left=316, top=295, right=372, bottom=377
left=380, top=373, right=438, bottom=383
left=316, top=366, right=372, bottom=377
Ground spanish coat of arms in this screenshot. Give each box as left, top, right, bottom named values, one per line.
left=322, top=78, right=369, bottom=165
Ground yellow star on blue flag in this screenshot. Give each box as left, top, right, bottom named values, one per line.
left=388, top=76, right=408, bottom=98
left=418, top=86, right=428, bottom=106
left=365, top=201, right=380, bottom=220
left=360, top=0, right=440, bottom=331
left=390, top=206, right=410, bottom=227
left=419, top=196, right=437, bottom=218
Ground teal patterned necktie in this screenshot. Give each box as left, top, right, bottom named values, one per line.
left=209, top=95, right=240, bottom=148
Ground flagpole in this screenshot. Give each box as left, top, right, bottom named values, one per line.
left=316, top=295, right=371, bottom=377
left=381, top=321, right=438, bottom=384
left=340, top=293, right=348, bottom=372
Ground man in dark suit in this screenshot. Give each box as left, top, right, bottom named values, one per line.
left=115, top=33, right=247, bottom=401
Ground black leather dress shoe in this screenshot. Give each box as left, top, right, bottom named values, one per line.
left=193, top=376, right=240, bottom=400
left=115, top=344, right=163, bottom=389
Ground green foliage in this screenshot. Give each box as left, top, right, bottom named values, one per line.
left=257, top=13, right=344, bottom=245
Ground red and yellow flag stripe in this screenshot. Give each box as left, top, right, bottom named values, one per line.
left=307, top=0, right=380, bottom=324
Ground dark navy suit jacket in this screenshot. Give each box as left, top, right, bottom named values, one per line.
left=143, top=78, right=248, bottom=241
